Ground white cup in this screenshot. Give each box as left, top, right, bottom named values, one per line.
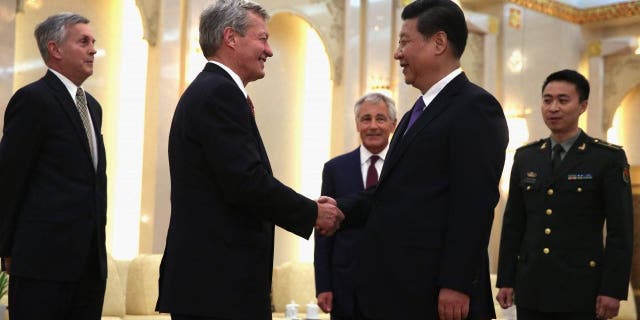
left=285, top=301, right=298, bottom=319
left=306, top=302, right=320, bottom=319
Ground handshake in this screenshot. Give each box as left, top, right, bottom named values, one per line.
left=315, top=196, right=344, bottom=236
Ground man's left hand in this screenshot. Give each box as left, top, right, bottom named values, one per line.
left=596, top=295, right=620, bottom=319
left=438, top=288, right=469, bottom=320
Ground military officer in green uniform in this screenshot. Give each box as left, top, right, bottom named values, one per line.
left=496, top=69, right=633, bottom=320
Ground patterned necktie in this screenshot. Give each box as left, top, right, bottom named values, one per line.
left=405, top=96, right=426, bottom=133
left=365, top=155, right=380, bottom=189
left=75, top=88, right=95, bottom=166
left=247, top=96, right=255, bottom=118
left=551, top=144, right=563, bottom=173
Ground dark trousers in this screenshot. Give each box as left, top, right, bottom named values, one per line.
left=517, top=306, right=596, bottom=320
left=8, top=244, right=105, bottom=320
left=353, top=292, right=377, bottom=320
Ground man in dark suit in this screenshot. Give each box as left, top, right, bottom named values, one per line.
left=0, top=13, right=107, bottom=320
left=314, top=93, right=397, bottom=320
left=155, top=1, right=343, bottom=320
left=496, top=70, right=633, bottom=320
left=329, top=1, right=509, bottom=319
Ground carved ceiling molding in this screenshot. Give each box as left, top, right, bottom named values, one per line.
left=135, top=0, right=159, bottom=46
left=507, top=0, right=640, bottom=24
left=306, top=0, right=345, bottom=84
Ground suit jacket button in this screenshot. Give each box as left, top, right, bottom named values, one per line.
left=546, top=209, right=552, bottom=215
left=544, top=228, right=551, bottom=235
left=577, top=187, right=583, bottom=192
left=589, top=260, right=597, bottom=267
left=547, top=188, right=554, bottom=196
left=526, top=185, right=531, bottom=191
left=543, top=248, right=550, bottom=254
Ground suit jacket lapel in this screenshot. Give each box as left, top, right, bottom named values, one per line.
left=535, top=140, right=553, bottom=187
left=204, top=63, right=273, bottom=175
left=380, top=73, right=469, bottom=184
left=347, top=148, right=365, bottom=190
left=44, top=71, right=94, bottom=163
left=382, top=111, right=410, bottom=180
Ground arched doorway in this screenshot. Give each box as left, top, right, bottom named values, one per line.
left=607, top=85, right=640, bottom=314
left=247, top=12, right=333, bottom=266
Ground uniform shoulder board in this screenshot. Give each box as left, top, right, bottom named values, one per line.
left=589, top=138, right=623, bottom=150
left=517, top=139, right=545, bottom=150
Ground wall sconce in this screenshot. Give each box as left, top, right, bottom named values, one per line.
left=367, top=75, right=393, bottom=97
left=507, top=50, right=524, bottom=73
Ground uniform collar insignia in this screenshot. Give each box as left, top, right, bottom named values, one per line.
left=540, top=141, right=547, bottom=150
left=578, top=143, right=586, bottom=151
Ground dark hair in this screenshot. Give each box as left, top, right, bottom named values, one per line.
left=401, top=0, right=468, bottom=58
left=542, top=69, right=590, bottom=102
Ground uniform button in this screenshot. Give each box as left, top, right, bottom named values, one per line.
left=589, top=260, right=597, bottom=267
left=526, top=185, right=531, bottom=191
left=577, top=187, right=583, bottom=192
left=545, top=228, right=551, bottom=235
left=546, top=209, right=552, bottom=215
left=543, top=248, right=550, bottom=254
left=547, top=188, right=554, bottom=196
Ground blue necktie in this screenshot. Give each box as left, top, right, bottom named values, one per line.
left=405, top=96, right=426, bottom=132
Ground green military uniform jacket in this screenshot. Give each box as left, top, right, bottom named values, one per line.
left=496, top=131, right=633, bottom=312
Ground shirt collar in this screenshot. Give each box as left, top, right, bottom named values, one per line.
left=49, top=68, right=82, bottom=101
left=419, top=67, right=463, bottom=110
left=208, top=60, right=248, bottom=98
left=550, top=128, right=582, bottom=152
left=360, top=144, right=389, bottom=165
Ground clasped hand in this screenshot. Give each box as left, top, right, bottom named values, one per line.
left=314, top=196, right=344, bottom=236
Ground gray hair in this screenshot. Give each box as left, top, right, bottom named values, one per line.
left=199, top=0, right=269, bottom=58
left=34, top=12, right=90, bottom=62
left=354, top=92, right=398, bottom=122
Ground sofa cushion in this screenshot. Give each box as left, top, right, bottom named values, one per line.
left=272, top=261, right=317, bottom=313
left=102, top=253, right=126, bottom=317
left=126, top=254, right=163, bottom=315
left=123, top=315, right=172, bottom=320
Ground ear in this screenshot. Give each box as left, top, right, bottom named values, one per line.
left=47, top=41, right=62, bottom=60
left=579, top=100, right=588, bottom=115
left=432, top=31, right=448, bottom=55
left=222, top=27, right=237, bottom=49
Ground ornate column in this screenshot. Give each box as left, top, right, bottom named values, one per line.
left=0, top=0, right=17, bottom=133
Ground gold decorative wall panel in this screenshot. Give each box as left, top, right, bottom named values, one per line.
left=507, top=0, right=640, bottom=24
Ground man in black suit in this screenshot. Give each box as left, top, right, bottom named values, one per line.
left=155, top=1, right=343, bottom=320
left=496, top=70, right=633, bottom=320
left=314, top=93, right=397, bottom=320
left=0, top=13, right=107, bottom=320
left=329, top=1, right=509, bottom=319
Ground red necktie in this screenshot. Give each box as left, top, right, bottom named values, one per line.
left=365, top=155, right=380, bottom=189
left=247, top=96, right=255, bottom=118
